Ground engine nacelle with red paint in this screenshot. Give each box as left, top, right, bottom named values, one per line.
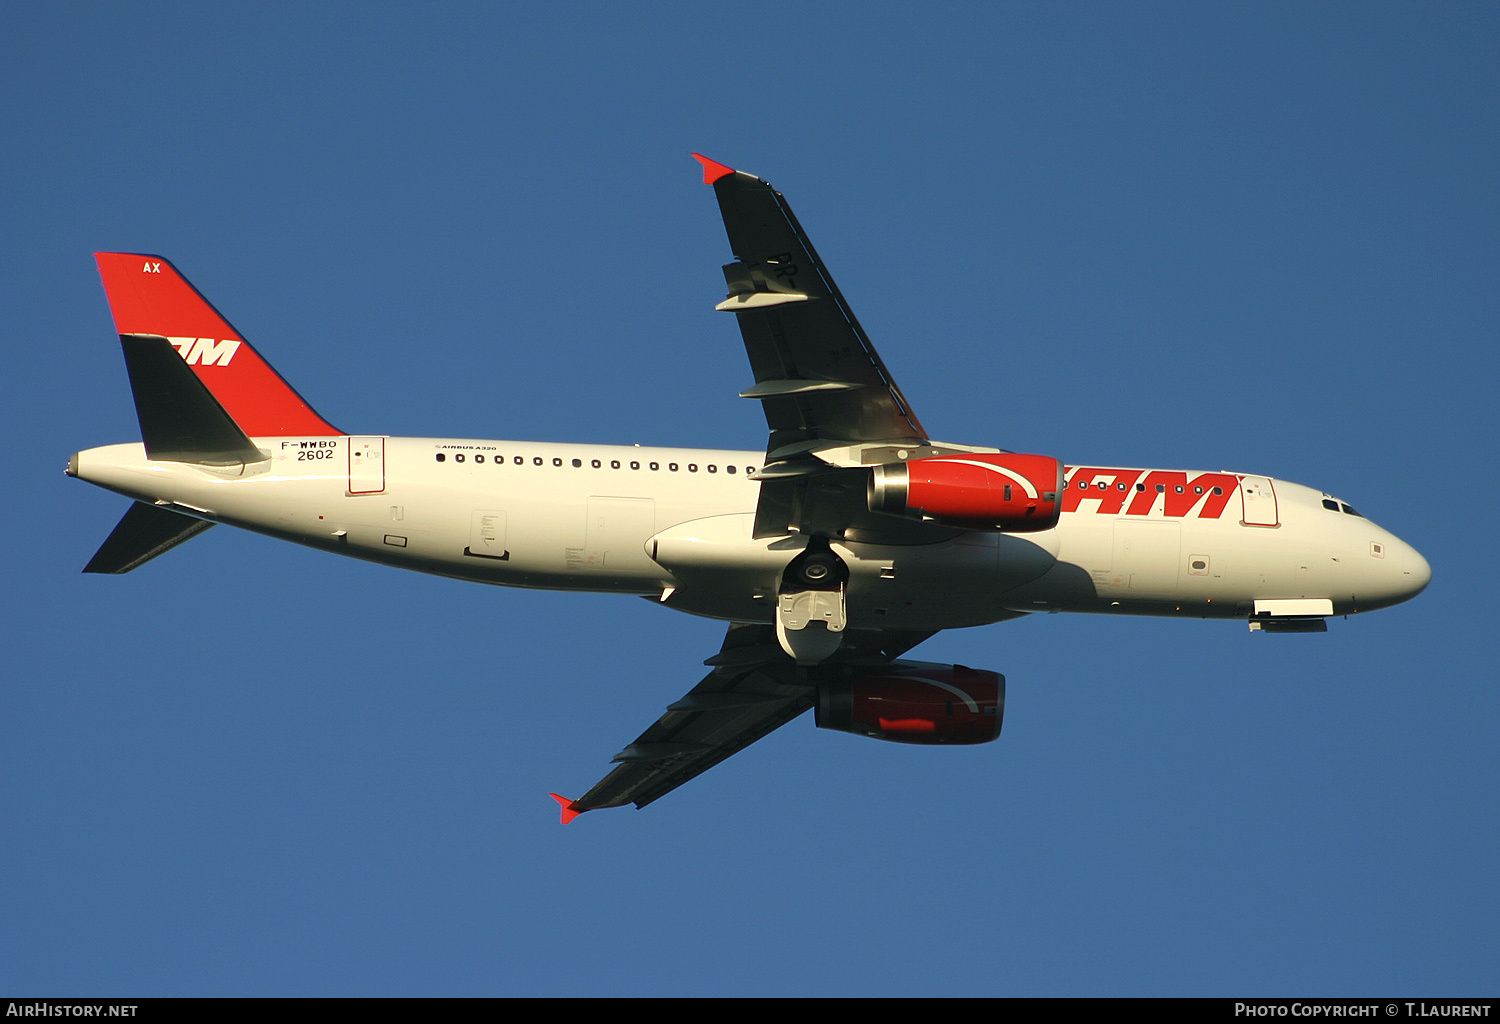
left=816, top=663, right=1005, bottom=745
left=868, top=453, right=1063, bottom=532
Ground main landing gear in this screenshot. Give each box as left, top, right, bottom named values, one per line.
left=775, top=536, right=849, bottom=665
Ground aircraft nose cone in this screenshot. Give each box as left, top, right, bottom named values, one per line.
left=1405, top=545, right=1432, bottom=598
left=1374, top=534, right=1430, bottom=608
left=1353, top=529, right=1429, bottom=612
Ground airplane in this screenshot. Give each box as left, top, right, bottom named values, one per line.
left=68, top=154, right=1430, bottom=822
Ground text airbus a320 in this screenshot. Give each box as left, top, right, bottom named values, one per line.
left=68, top=154, right=1430, bottom=820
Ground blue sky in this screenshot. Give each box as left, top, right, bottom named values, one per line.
left=3, top=1, right=1496, bottom=996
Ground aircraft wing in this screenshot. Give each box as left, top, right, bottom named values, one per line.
left=551, top=622, right=936, bottom=820
left=696, top=154, right=927, bottom=456
left=695, top=155, right=964, bottom=541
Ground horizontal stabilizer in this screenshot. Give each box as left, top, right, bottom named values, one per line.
left=84, top=501, right=215, bottom=574
left=120, top=333, right=267, bottom=465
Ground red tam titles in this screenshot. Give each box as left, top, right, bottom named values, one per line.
left=1062, top=467, right=1239, bottom=519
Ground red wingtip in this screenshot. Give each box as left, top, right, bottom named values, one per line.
left=549, top=793, right=584, bottom=824
left=691, top=153, right=736, bottom=184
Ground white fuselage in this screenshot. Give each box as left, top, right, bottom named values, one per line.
left=72, top=434, right=1430, bottom=629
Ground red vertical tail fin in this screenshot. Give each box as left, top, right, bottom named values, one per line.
left=94, top=253, right=340, bottom=437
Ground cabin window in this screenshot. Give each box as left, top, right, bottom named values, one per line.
left=688, top=464, right=698, bottom=472
left=1175, top=485, right=1185, bottom=494
left=572, top=459, right=582, bottom=467
left=669, top=463, right=679, bottom=472
left=455, top=454, right=465, bottom=463
left=1156, top=484, right=1165, bottom=493
left=611, top=460, right=620, bottom=469
left=1116, top=482, right=1126, bottom=491
left=551, top=458, right=561, bottom=466
left=650, top=462, right=659, bottom=471
left=475, top=455, right=484, bottom=463
left=435, top=453, right=445, bottom=462
left=727, top=465, right=737, bottom=474
left=1194, top=486, right=1203, bottom=494
left=1212, top=486, right=1222, bottom=495
left=630, top=461, right=640, bottom=470
left=533, top=457, right=542, bottom=466
left=708, top=464, right=717, bottom=473
left=1136, top=483, right=1145, bottom=491
left=591, top=459, right=601, bottom=468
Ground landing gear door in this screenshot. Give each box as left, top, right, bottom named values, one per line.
left=1240, top=475, right=1278, bottom=526
left=349, top=437, right=385, bottom=495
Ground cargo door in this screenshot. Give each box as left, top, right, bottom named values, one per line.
left=1112, top=520, right=1182, bottom=597
left=348, top=436, right=385, bottom=494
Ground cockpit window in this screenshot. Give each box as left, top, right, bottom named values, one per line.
left=1322, top=499, right=1339, bottom=511
left=1340, top=503, right=1363, bottom=517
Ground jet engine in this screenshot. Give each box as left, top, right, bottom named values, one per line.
left=816, top=663, right=1004, bottom=744
left=868, top=453, right=1062, bottom=532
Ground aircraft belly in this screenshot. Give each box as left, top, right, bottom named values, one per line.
left=840, top=539, right=1007, bottom=630
left=654, top=522, right=1047, bottom=630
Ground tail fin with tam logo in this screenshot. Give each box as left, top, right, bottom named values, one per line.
left=94, top=253, right=340, bottom=438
